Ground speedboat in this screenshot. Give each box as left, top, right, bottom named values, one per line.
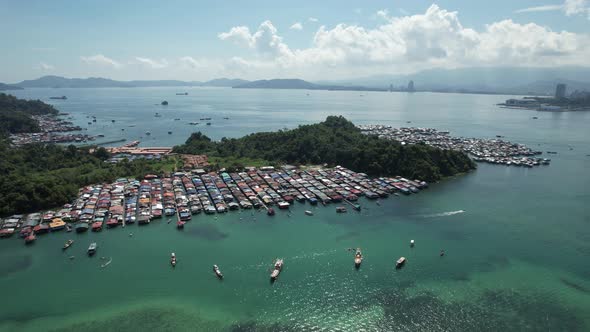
left=270, top=258, right=283, bottom=281
left=213, top=264, right=223, bottom=279
left=410, top=240, right=415, bottom=248
left=170, top=253, right=176, bottom=267
left=63, top=239, right=74, bottom=250
left=305, top=210, right=313, bottom=216
left=354, top=249, right=362, bottom=268
left=396, top=257, right=406, bottom=269
left=87, top=242, right=97, bottom=256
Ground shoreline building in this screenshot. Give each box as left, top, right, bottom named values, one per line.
left=555, top=83, right=567, bottom=99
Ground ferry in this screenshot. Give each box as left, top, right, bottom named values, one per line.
left=63, top=239, right=74, bottom=250
left=213, top=264, right=223, bottom=279
left=396, top=257, right=406, bottom=269
left=270, top=258, right=283, bottom=281
left=87, top=242, right=97, bottom=256
left=170, top=253, right=176, bottom=267
left=354, top=248, right=363, bottom=268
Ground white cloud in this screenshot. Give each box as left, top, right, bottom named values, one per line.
left=179, top=56, right=202, bottom=69
left=308, top=17, right=319, bottom=22
left=376, top=9, right=392, bottom=21
left=217, top=4, right=590, bottom=79
left=515, top=5, right=563, bottom=13
left=290, top=22, right=303, bottom=30
left=37, top=62, right=55, bottom=71
left=80, top=54, right=122, bottom=68
left=516, top=0, right=589, bottom=18
left=134, top=57, right=168, bottom=69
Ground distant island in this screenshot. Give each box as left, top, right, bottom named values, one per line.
left=11, top=75, right=249, bottom=89
left=0, top=83, right=23, bottom=91
left=233, top=79, right=386, bottom=92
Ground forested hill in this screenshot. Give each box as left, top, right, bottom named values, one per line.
left=0, top=93, right=58, bottom=136
left=173, top=116, right=476, bottom=182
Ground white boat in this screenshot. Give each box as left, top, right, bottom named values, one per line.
left=354, top=248, right=362, bottom=268
left=305, top=210, right=313, bottom=216
left=396, top=257, right=406, bottom=268
left=270, top=259, right=283, bottom=280
left=410, top=239, right=415, bottom=247
left=170, top=252, right=176, bottom=267
left=213, top=264, right=223, bottom=279
left=87, top=242, right=97, bottom=256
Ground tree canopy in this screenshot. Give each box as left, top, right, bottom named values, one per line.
left=174, top=116, right=476, bottom=182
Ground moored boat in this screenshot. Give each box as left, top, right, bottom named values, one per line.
left=88, top=242, right=97, bottom=256
left=91, top=221, right=103, bottom=231
left=177, top=221, right=186, bottom=229
left=270, top=258, right=283, bottom=281
left=354, top=248, right=362, bottom=268
left=213, top=264, right=223, bottom=279
left=24, top=233, right=36, bottom=244
left=170, top=252, right=176, bottom=267
left=396, top=257, right=406, bottom=269
left=63, top=239, right=74, bottom=250
left=75, top=222, right=89, bottom=233
left=267, top=208, right=275, bottom=216
left=336, top=206, right=347, bottom=213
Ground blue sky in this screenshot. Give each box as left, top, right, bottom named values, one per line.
left=1, top=0, right=589, bottom=82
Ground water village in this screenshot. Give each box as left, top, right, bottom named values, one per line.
left=0, top=165, right=427, bottom=243
left=9, top=114, right=91, bottom=146
left=359, top=125, right=551, bottom=167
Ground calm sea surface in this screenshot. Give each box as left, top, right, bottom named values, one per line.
left=2, top=87, right=589, bottom=331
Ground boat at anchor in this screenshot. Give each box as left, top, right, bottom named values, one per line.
left=270, top=258, right=283, bottom=281
left=213, top=264, right=223, bottom=279
left=354, top=248, right=363, bottom=268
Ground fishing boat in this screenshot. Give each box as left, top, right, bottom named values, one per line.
left=91, top=221, right=103, bottom=231
left=267, top=208, right=275, bottom=216
left=305, top=210, right=313, bottom=216
left=63, top=239, right=74, bottom=250
left=213, top=264, right=223, bottom=279
left=354, top=248, right=363, bottom=268
left=396, top=257, right=406, bottom=269
left=87, top=242, right=97, bottom=256
left=24, top=233, right=36, bottom=244
left=170, top=253, right=177, bottom=267
left=270, top=258, right=283, bottom=281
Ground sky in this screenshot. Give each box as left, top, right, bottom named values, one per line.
left=1, top=0, right=589, bottom=82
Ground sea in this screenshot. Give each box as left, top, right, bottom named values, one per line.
left=1, top=87, right=589, bottom=331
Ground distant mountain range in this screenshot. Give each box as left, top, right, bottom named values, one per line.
left=0, top=83, right=23, bottom=91
left=233, top=79, right=386, bottom=91
left=11, top=75, right=248, bottom=88
left=3, top=67, right=590, bottom=95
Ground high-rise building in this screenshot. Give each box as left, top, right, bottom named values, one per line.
left=555, top=83, right=567, bottom=99
left=407, top=80, right=415, bottom=92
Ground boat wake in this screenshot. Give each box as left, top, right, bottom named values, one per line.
left=415, top=210, right=465, bottom=218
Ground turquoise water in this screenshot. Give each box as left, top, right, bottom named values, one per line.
left=1, top=87, right=590, bottom=331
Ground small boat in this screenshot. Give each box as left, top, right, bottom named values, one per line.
left=170, top=253, right=177, bottom=267
left=336, top=206, right=347, bottom=213
left=24, top=234, right=36, bottom=244
left=145, top=131, right=151, bottom=136
left=101, top=257, right=113, bottom=268
left=111, top=119, right=115, bottom=123
left=354, top=248, right=362, bottom=268
left=440, top=250, right=445, bottom=257
left=410, top=239, right=415, bottom=248
left=66, top=224, right=72, bottom=232
left=161, top=100, right=169, bottom=105
left=176, top=221, right=186, bottom=229
left=213, top=264, right=223, bottom=279
left=63, top=239, right=74, bottom=250
left=270, top=258, right=283, bottom=281
left=88, top=242, right=97, bottom=256
left=206, top=122, right=211, bottom=125
left=396, top=257, right=406, bottom=269
left=176, top=92, right=188, bottom=95
left=532, top=116, right=538, bottom=119
left=50, top=96, right=67, bottom=100
left=267, top=208, right=275, bottom=216
left=305, top=210, right=313, bottom=216
left=168, top=131, right=172, bottom=135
